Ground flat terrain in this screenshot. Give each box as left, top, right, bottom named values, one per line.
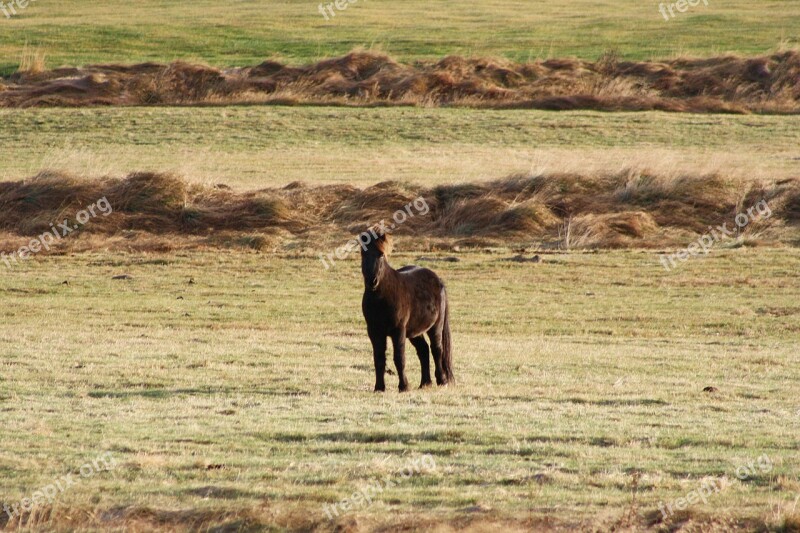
left=1, top=248, right=799, bottom=530
left=1, top=0, right=798, bottom=73
left=2, top=0, right=799, bottom=530
left=1, top=107, right=799, bottom=187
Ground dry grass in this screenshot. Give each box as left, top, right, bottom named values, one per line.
left=3, top=503, right=798, bottom=532
left=0, top=504, right=560, bottom=532
left=1, top=247, right=799, bottom=533
left=2, top=50, right=800, bottom=112
left=1, top=170, right=798, bottom=254
left=16, top=44, right=46, bottom=75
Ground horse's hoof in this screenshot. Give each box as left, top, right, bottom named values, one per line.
left=374, top=385, right=386, bottom=392
left=419, top=382, right=433, bottom=389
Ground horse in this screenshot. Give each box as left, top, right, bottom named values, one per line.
left=360, top=228, right=454, bottom=392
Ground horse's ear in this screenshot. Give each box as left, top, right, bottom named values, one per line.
left=376, top=232, right=393, bottom=256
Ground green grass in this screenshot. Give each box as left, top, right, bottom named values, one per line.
left=0, top=248, right=798, bottom=529
left=2, top=106, right=799, bottom=187
left=0, top=0, right=799, bottom=74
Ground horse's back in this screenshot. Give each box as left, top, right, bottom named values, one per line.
left=397, top=265, right=444, bottom=288
left=393, top=265, right=446, bottom=337
left=397, top=265, right=422, bottom=274
left=397, top=265, right=447, bottom=306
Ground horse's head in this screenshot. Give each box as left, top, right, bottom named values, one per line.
left=360, top=227, right=392, bottom=291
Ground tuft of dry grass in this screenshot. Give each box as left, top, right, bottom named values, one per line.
left=0, top=170, right=798, bottom=254
left=16, top=44, right=46, bottom=75
left=2, top=50, right=800, bottom=112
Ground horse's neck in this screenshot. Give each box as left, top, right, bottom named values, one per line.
left=377, top=262, right=400, bottom=294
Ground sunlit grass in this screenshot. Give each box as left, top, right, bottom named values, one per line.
left=0, top=248, right=798, bottom=529
left=0, top=0, right=798, bottom=73
left=1, top=107, right=799, bottom=187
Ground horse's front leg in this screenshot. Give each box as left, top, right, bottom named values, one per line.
left=369, top=330, right=387, bottom=392
left=391, top=330, right=409, bottom=392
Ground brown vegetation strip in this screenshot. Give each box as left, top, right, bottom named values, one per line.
left=2, top=50, right=800, bottom=112
left=0, top=502, right=796, bottom=532
left=0, top=171, right=798, bottom=253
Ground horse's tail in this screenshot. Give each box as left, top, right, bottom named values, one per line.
left=441, top=291, right=454, bottom=384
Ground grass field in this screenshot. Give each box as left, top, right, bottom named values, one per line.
left=2, top=0, right=800, bottom=531
left=1, top=248, right=799, bottom=530
left=2, top=107, right=799, bottom=187
left=1, top=0, right=799, bottom=74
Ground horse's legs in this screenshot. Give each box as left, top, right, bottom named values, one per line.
left=428, top=327, right=445, bottom=386
left=391, top=330, right=410, bottom=392
left=369, top=330, right=387, bottom=392
left=410, top=336, right=432, bottom=388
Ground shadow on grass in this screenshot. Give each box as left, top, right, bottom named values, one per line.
left=267, top=430, right=467, bottom=445
left=182, top=486, right=262, bottom=499
left=559, top=398, right=669, bottom=406
left=87, top=387, right=310, bottom=399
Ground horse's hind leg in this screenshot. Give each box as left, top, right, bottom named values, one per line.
left=428, top=327, right=445, bottom=386
left=410, top=336, right=432, bottom=388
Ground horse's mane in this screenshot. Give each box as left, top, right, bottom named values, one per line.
left=367, top=225, right=393, bottom=256
left=376, top=232, right=393, bottom=256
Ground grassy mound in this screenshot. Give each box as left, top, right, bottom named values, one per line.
left=1, top=170, right=798, bottom=254
left=2, top=50, right=800, bottom=112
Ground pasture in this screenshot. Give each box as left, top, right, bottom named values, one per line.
left=1, top=249, right=799, bottom=530
left=1, top=107, right=799, bottom=187
left=0, top=0, right=798, bottom=72
left=2, top=0, right=800, bottom=531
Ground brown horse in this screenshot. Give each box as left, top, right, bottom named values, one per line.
left=360, top=229, right=453, bottom=392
